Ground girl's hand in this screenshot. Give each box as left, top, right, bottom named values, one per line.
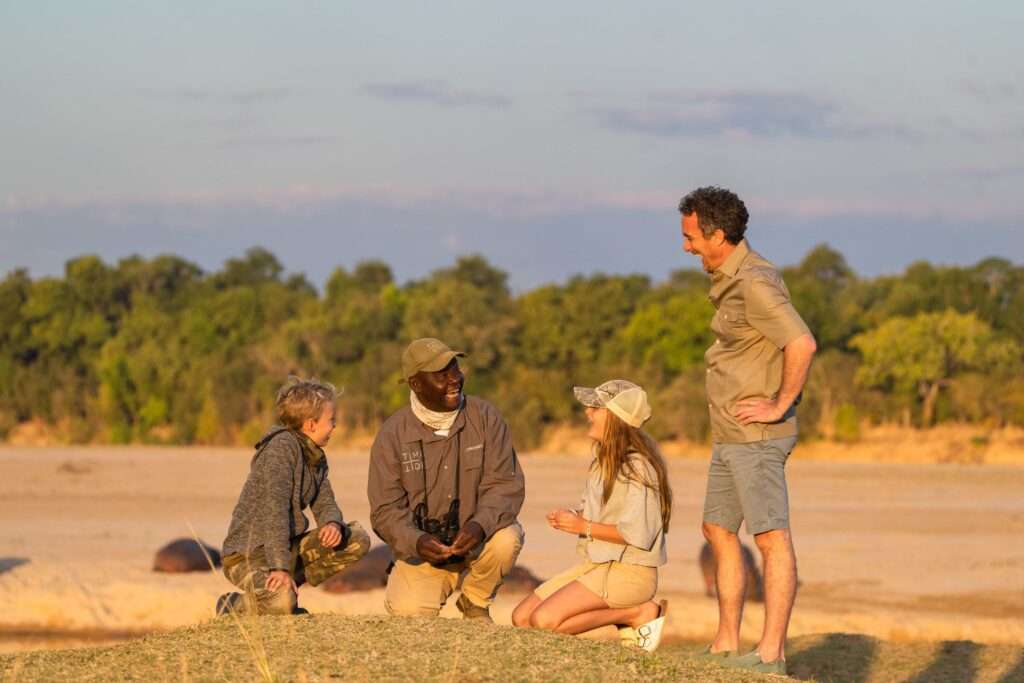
left=547, top=508, right=584, bottom=535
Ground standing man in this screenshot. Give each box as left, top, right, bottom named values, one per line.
left=679, top=187, right=816, bottom=676
left=368, top=338, right=526, bottom=622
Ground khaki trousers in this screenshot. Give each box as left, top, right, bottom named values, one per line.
left=385, top=522, right=524, bottom=616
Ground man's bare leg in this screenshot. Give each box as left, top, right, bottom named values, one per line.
left=702, top=521, right=746, bottom=653
left=753, top=528, right=797, bottom=663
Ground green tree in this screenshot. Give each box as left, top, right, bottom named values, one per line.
left=851, top=310, right=1018, bottom=427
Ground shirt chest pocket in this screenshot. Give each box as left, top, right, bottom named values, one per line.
left=716, top=303, right=749, bottom=342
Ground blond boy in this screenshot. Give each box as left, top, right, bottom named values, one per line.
left=217, top=377, right=369, bottom=615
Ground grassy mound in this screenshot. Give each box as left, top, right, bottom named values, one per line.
left=0, top=616, right=757, bottom=682
left=3, top=617, right=1024, bottom=682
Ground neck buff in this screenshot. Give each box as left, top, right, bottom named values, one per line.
left=291, top=429, right=326, bottom=466
left=410, top=390, right=464, bottom=433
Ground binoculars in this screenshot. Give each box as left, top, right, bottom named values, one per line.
left=414, top=498, right=461, bottom=547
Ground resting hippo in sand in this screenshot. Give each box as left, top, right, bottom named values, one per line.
left=699, top=541, right=764, bottom=603
left=153, top=539, right=221, bottom=573
left=321, top=545, right=543, bottom=595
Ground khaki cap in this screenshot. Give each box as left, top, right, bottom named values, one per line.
left=400, top=338, right=466, bottom=382
left=573, top=379, right=652, bottom=428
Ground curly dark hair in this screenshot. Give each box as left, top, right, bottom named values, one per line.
left=677, top=186, right=749, bottom=245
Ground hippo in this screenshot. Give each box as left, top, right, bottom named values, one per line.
left=320, top=544, right=543, bottom=594
left=699, top=540, right=764, bottom=603
left=153, top=538, right=221, bottom=572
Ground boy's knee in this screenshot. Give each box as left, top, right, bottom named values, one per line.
left=346, top=523, right=371, bottom=558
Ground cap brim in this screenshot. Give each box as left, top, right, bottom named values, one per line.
left=420, top=350, right=465, bottom=373
left=573, top=386, right=604, bottom=408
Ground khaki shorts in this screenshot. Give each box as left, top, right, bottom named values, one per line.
left=703, top=436, right=798, bottom=535
left=534, top=560, right=657, bottom=608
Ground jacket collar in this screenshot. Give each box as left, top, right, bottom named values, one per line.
left=293, top=430, right=326, bottom=466
left=254, top=426, right=325, bottom=467
left=397, top=403, right=468, bottom=444
left=713, top=238, right=750, bottom=280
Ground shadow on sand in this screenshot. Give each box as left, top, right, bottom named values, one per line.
left=788, top=633, right=877, bottom=682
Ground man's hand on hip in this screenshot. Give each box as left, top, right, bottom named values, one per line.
left=416, top=533, right=452, bottom=564
left=447, top=521, right=485, bottom=557
left=733, top=398, right=787, bottom=425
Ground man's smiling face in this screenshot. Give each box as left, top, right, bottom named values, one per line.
left=681, top=212, right=728, bottom=273
left=410, top=358, right=464, bottom=412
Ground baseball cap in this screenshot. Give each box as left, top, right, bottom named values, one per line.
left=573, top=379, right=652, bottom=428
left=400, top=338, right=465, bottom=382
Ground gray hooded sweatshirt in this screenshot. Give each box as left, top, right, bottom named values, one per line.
left=222, top=427, right=344, bottom=571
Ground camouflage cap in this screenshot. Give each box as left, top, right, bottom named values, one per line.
left=573, top=379, right=652, bottom=428
left=400, top=338, right=465, bottom=383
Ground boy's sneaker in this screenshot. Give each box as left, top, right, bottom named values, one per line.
left=720, top=650, right=787, bottom=676
left=292, top=606, right=310, bottom=616
left=456, top=593, right=493, bottom=623
left=215, top=592, right=243, bottom=617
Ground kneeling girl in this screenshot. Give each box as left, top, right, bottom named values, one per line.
left=512, top=380, right=672, bottom=651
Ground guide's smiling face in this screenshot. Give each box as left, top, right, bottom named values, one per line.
left=411, top=358, right=465, bottom=412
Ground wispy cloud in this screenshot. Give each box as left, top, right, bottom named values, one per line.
left=586, top=90, right=916, bottom=141
left=360, top=80, right=511, bottom=109
left=135, top=86, right=296, bottom=105
left=217, top=134, right=335, bottom=149
left=5, top=185, right=1022, bottom=224
left=960, top=76, right=1024, bottom=104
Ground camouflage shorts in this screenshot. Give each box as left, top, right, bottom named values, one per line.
left=222, top=521, right=370, bottom=615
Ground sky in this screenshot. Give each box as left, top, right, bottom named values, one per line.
left=2, top=1, right=1022, bottom=290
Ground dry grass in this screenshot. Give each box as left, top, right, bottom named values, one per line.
left=0, top=616, right=762, bottom=682
left=3, top=617, right=1024, bottom=682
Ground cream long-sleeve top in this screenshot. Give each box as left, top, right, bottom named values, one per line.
left=576, top=454, right=667, bottom=567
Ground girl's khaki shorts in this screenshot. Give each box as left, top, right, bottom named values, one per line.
left=534, top=560, right=658, bottom=608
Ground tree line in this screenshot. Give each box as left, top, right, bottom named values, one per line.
left=1, top=245, right=1022, bottom=448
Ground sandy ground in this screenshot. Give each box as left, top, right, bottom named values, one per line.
left=1, top=445, right=1023, bottom=653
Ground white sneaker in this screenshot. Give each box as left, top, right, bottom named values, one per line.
left=634, top=600, right=668, bottom=653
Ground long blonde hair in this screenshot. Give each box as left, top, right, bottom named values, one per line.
left=594, top=410, right=673, bottom=531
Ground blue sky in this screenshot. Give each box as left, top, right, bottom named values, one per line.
left=2, top=2, right=1022, bottom=289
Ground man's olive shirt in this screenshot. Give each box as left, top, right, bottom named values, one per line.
left=705, top=239, right=811, bottom=444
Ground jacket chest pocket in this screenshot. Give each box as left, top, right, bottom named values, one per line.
left=460, top=446, right=484, bottom=491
